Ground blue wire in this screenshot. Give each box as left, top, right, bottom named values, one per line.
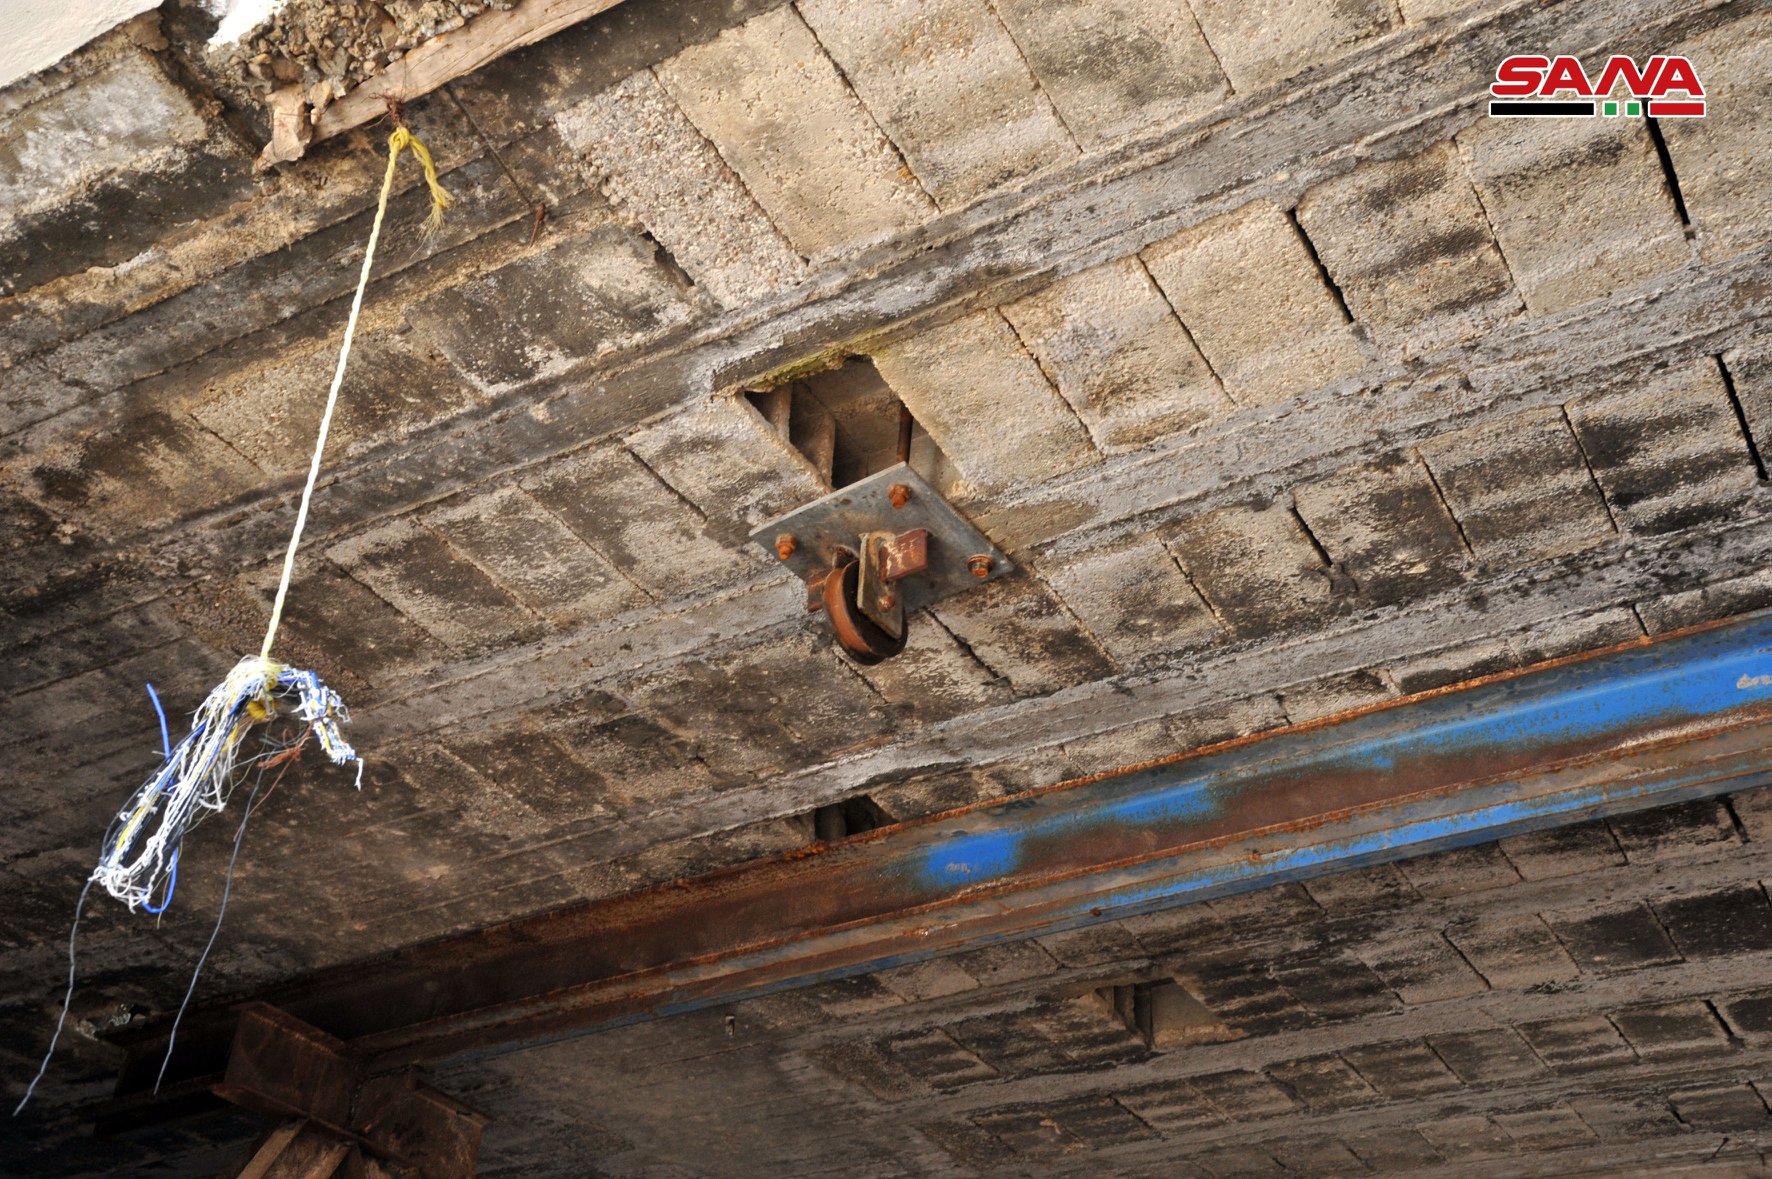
left=139, top=684, right=177, bottom=914
left=145, top=682, right=171, bottom=760
left=141, top=850, right=178, bottom=915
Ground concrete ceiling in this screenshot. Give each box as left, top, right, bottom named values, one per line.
left=2, top=0, right=1772, bottom=1174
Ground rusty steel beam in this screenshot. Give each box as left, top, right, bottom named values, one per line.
left=107, top=611, right=1772, bottom=1119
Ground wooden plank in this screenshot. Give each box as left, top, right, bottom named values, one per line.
left=313, top=0, right=626, bottom=142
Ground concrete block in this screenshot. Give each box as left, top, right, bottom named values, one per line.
left=1492, top=1105, right=1598, bottom=1151
left=1446, top=914, right=1580, bottom=988
left=949, top=940, right=1058, bottom=987
left=1292, top=452, right=1470, bottom=606
left=1268, top=951, right=1399, bottom=1020
left=1355, top=930, right=1489, bottom=1004
left=189, top=331, right=487, bottom=479
left=1187, top=1069, right=1298, bottom=1119
left=1610, top=1001, right=1731, bottom=1062
left=1566, top=361, right=1756, bottom=536
left=1207, top=882, right=1323, bottom=931
left=1187, top=0, right=1395, bottom=93
left=872, top=310, right=1099, bottom=495
left=1725, top=342, right=1772, bottom=459
left=1036, top=921, right=1146, bottom=967
left=621, top=655, right=806, bottom=778
left=1566, top=1095, right=1686, bottom=1142
left=932, top=574, right=1114, bottom=696
left=1268, top=1139, right=1365, bottom=1176
left=1040, top=535, right=1220, bottom=664
left=1731, top=783, right=1772, bottom=843
left=1264, top=1055, right=1377, bottom=1113
left=327, top=517, right=542, bottom=655
left=853, top=618, right=1014, bottom=724
left=1190, top=1146, right=1284, bottom=1176
left=1296, top=143, right=1519, bottom=352
left=424, top=484, right=649, bottom=627
left=1143, top=201, right=1364, bottom=406
left=1523, top=1013, right=1642, bottom=1074
left=1638, top=569, right=1772, bottom=635
left=1509, top=606, right=1644, bottom=664
left=449, top=726, right=620, bottom=825
left=1428, top=1027, right=1546, bottom=1085
left=1163, top=692, right=1289, bottom=752
left=1718, top=987, right=1772, bottom=1044
left=1062, top=719, right=1174, bottom=775
left=1417, top=405, right=1615, bottom=565
left=551, top=712, right=725, bottom=811
left=1117, top=1079, right=1225, bottom=1133
left=945, top=1014, right=1070, bottom=1077
left=1652, top=886, right=1772, bottom=959
left=556, top=70, right=807, bottom=307
left=624, top=398, right=828, bottom=541
left=1386, top=634, right=1517, bottom=696
left=1339, top=1039, right=1460, bottom=1099
left=1660, top=13, right=1772, bottom=261
left=1042, top=1094, right=1157, bottom=1147
left=1610, top=798, right=1739, bottom=864
left=804, top=974, right=905, bottom=1019
left=1396, top=843, right=1520, bottom=897
left=1024, top=994, right=1147, bottom=1065
left=654, top=5, right=933, bottom=260
left=40, top=408, right=267, bottom=531
left=1668, top=1084, right=1772, bottom=1131
left=798, top=0, right=1077, bottom=207
left=228, top=560, right=444, bottom=692
left=1167, top=499, right=1332, bottom=638
left=404, top=217, right=694, bottom=390
left=1176, top=960, right=1311, bottom=1036
left=1544, top=904, right=1681, bottom=973
left=0, top=53, right=206, bottom=224
left=1499, top=821, right=1625, bottom=881
left=1303, top=863, right=1419, bottom=914
left=992, top=0, right=1226, bottom=147
left=1336, top=1129, right=1442, bottom=1172
left=878, top=1028, right=999, bottom=1088
left=876, top=958, right=979, bottom=1002
left=1458, top=115, right=1689, bottom=315
left=520, top=441, right=764, bottom=598
left=1280, top=669, right=1395, bottom=725
left=1001, top=258, right=1231, bottom=452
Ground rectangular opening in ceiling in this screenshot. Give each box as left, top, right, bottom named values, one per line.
left=745, top=357, right=957, bottom=491
left=1094, top=979, right=1236, bottom=1050
left=806, top=793, right=896, bottom=843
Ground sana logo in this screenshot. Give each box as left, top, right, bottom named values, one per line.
left=1489, top=54, right=1706, bottom=118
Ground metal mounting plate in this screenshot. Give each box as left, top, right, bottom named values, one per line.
left=751, top=463, right=1011, bottom=614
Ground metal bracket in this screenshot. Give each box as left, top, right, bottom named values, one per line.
left=752, top=463, right=1012, bottom=617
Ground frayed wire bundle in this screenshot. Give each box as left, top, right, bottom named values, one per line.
left=14, top=115, right=449, bottom=1115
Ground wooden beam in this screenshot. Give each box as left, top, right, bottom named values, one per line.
left=258, top=0, right=627, bottom=168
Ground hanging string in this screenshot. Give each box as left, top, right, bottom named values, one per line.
left=260, top=125, right=450, bottom=662
left=12, top=879, right=93, bottom=1117
left=13, top=123, right=449, bottom=1117
left=154, top=770, right=266, bottom=1094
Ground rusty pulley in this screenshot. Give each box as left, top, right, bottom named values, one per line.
left=754, top=463, right=1012, bottom=666
left=815, top=557, right=906, bottom=665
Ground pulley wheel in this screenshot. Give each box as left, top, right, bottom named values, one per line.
left=821, top=559, right=906, bottom=665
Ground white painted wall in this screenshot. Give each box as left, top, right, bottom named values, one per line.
left=0, top=0, right=162, bottom=89
left=0, top=0, right=292, bottom=91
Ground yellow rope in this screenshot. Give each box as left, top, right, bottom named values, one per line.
left=259, top=127, right=449, bottom=662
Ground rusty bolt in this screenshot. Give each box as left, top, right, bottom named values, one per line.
left=878, top=591, right=897, bottom=610
left=967, top=554, right=993, bottom=579
left=775, top=534, right=797, bottom=561
left=888, top=483, right=912, bottom=509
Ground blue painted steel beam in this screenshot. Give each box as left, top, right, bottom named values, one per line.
left=110, top=611, right=1772, bottom=1101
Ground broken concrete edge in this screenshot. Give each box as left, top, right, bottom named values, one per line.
left=251, top=0, right=631, bottom=170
